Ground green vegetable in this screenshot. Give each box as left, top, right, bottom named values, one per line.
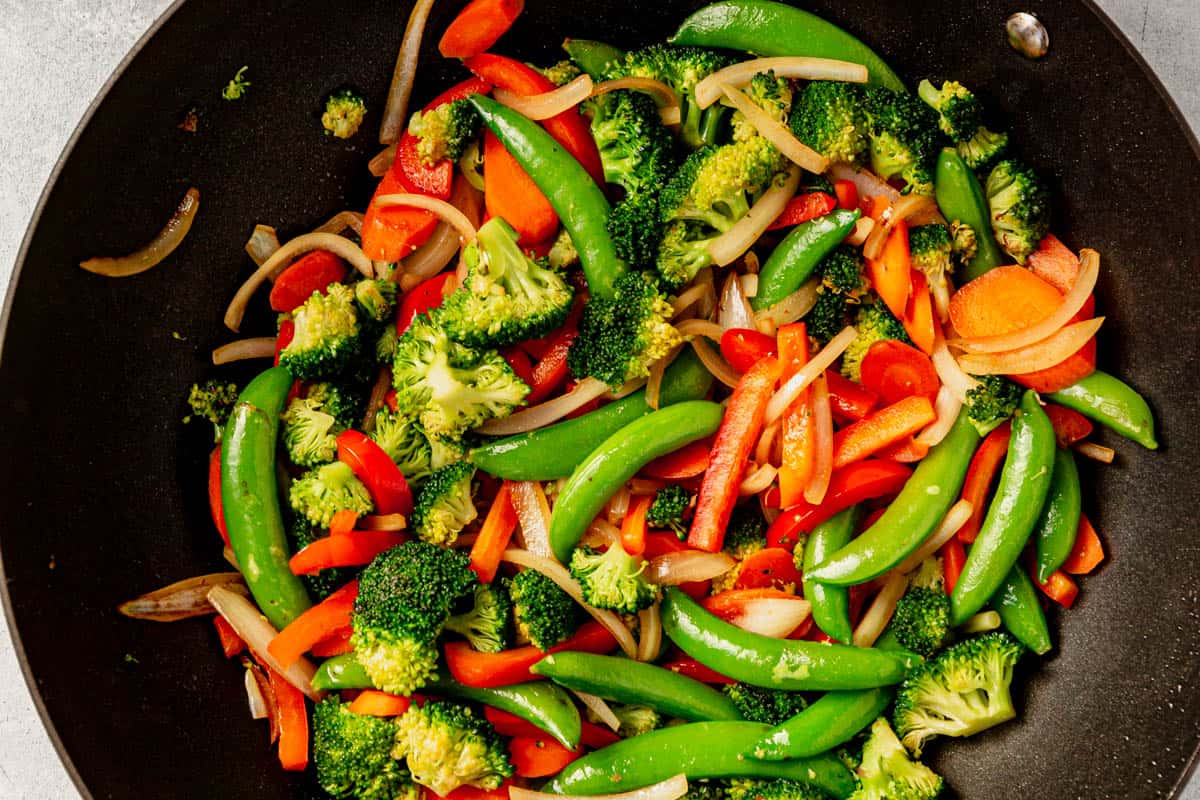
left=587, top=88, right=676, bottom=198
left=507, top=568, right=583, bottom=651
left=915, top=79, right=981, bottom=141
left=539, top=60, right=583, bottom=87
left=608, top=190, right=664, bottom=269
left=602, top=704, right=663, bottom=738
left=221, top=367, right=312, bottom=629
left=850, top=717, right=944, bottom=800
left=747, top=688, right=892, bottom=762
left=789, top=81, right=869, bottom=165
left=280, top=393, right=343, bottom=468
left=354, top=278, right=398, bottom=324
left=646, top=485, right=695, bottom=537
left=804, top=244, right=872, bottom=345
left=411, top=462, right=477, bottom=547
left=184, top=379, right=239, bottom=442
left=549, top=402, right=724, bottom=562
left=307, top=382, right=365, bottom=430
left=392, top=700, right=512, bottom=796
left=369, top=410, right=435, bottom=486
left=950, top=391, right=1056, bottom=625
left=408, top=97, right=481, bottom=164
left=885, top=560, right=951, bottom=658
left=964, top=374, right=1023, bottom=436
left=753, top=210, right=861, bottom=312
left=957, top=126, right=1010, bottom=174
left=1034, top=448, right=1083, bottom=583
left=839, top=299, right=910, bottom=383
left=993, top=564, right=1052, bottom=655
left=862, top=87, right=943, bottom=196
left=802, top=507, right=861, bottom=644
left=731, top=71, right=793, bottom=142
left=563, top=38, right=626, bottom=78
left=934, top=148, right=1007, bottom=282
left=569, top=545, right=657, bottom=614
left=713, top=503, right=769, bottom=592
left=533, top=651, right=741, bottom=722
left=1047, top=370, right=1158, bottom=449
left=222, top=66, right=250, bottom=101
left=445, top=583, right=512, bottom=654
left=312, top=696, right=419, bottom=800
left=671, top=0, right=905, bottom=92
left=728, top=779, right=831, bottom=800
left=723, top=683, right=807, bottom=726
left=289, top=460, right=374, bottom=528
left=278, top=283, right=361, bottom=380
left=322, top=88, right=367, bottom=139
left=908, top=222, right=953, bottom=295
left=985, top=159, right=1051, bottom=264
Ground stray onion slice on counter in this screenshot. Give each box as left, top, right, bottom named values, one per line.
left=495, top=74, right=594, bottom=119
left=80, top=188, right=200, bottom=277
left=590, top=77, right=682, bottom=125
left=510, top=774, right=689, bottom=800
left=694, top=57, right=868, bottom=107
left=212, top=337, right=277, bottom=365
left=117, top=572, right=247, bottom=622
left=379, top=0, right=435, bottom=144
left=708, top=167, right=802, bottom=266
left=647, top=551, right=736, bottom=585
left=957, top=318, right=1105, bottom=375
left=719, top=84, right=828, bottom=174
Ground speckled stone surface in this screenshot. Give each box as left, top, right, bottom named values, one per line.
left=0, top=1, right=1195, bottom=798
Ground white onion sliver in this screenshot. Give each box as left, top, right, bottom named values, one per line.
left=572, top=689, right=620, bottom=731
left=245, top=666, right=269, bottom=720
left=212, top=337, right=277, bottom=365
left=828, top=164, right=900, bottom=205
left=245, top=224, right=280, bottom=268
left=844, top=217, right=874, bottom=247
left=731, top=597, right=812, bottom=638
left=864, top=194, right=937, bottom=261
left=708, top=167, right=802, bottom=267
left=765, top=326, right=857, bottom=423
left=646, top=346, right=683, bottom=410
left=478, top=378, right=610, bottom=435
left=695, top=57, right=868, bottom=107
left=591, top=77, right=682, bottom=118
left=803, top=374, right=833, bottom=504
left=117, top=572, right=247, bottom=622
left=755, top=277, right=820, bottom=330
left=583, top=518, right=621, bottom=550
left=647, top=551, right=736, bottom=585
left=676, top=318, right=725, bottom=342
left=739, top=463, right=778, bottom=496
left=691, top=339, right=743, bottom=389
left=1075, top=441, right=1116, bottom=464
left=957, top=318, right=1104, bottom=375
left=894, top=499, right=974, bottom=575
left=740, top=273, right=758, bottom=298
left=495, top=75, right=593, bottom=120
left=80, top=188, right=200, bottom=277
left=509, top=774, right=689, bottom=800
left=671, top=283, right=715, bottom=319
left=403, top=180, right=483, bottom=281
left=720, top=85, right=828, bottom=173
left=379, top=0, right=434, bottom=144
left=360, top=513, right=407, bottom=531
left=961, top=610, right=1003, bottom=634
left=510, top=481, right=554, bottom=559
left=719, top=272, right=756, bottom=331
left=637, top=604, right=662, bottom=663
left=852, top=571, right=907, bottom=647
left=914, top=385, right=962, bottom=447
left=931, top=332, right=980, bottom=404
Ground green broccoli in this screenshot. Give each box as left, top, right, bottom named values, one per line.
left=789, top=81, right=868, bottom=165
left=569, top=544, right=657, bottom=614
left=323, top=88, right=367, bottom=139
left=957, top=127, right=1010, bottom=174
left=279, top=283, right=362, bottom=380
left=376, top=326, right=399, bottom=364
left=712, top=503, right=768, bottom=592
left=684, top=781, right=731, bottom=800
left=408, top=98, right=482, bottom=165
left=288, top=518, right=355, bottom=600
left=602, top=44, right=735, bottom=148
left=862, top=87, right=944, bottom=196
left=351, top=541, right=478, bottom=696
left=445, top=582, right=513, bottom=654
left=964, top=375, right=1022, bottom=435
left=540, top=60, right=583, bottom=87
left=731, top=70, right=793, bottom=143
left=222, top=66, right=250, bottom=101
left=839, top=299, right=911, bottom=383
left=567, top=271, right=683, bottom=389
left=916, top=80, right=982, bottom=142
left=724, top=683, right=808, bottom=726
left=306, top=382, right=364, bottom=429
left=886, top=558, right=951, bottom=658
left=950, top=219, right=979, bottom=265
left=507, top=568, right=583, bottom=650
left=608, top=190, right=664, bottom=269
left=908, top=223, right=954, bottom=313
left=850, top=717, right=943, bottom=800
left=290, top=460, right=374, bottom=527
left=392, top=315, right=529, bottom=438
left=411, top=462, right=477, bottom=546
left=312, top=697, right=419, bottom=800
left=184, top=380, right=239, bottom=442
left=437, top=217, right=575, bottom=348
left=370, top=409, right=434, bottom=485
left=985, top=159, right=1051, bottom=264
left=729, top=779, right=832, bottom=800
left=355, top=278, right=398, bottom=324
left=646, top=486, right=694, bottom=537
left=587, top=89, right=676, bottom=197
left=804, top=245, right=869, bottom=345
left=429, top=433, right=468, bottom=470
left=281, top=394, right=342, bottom=468
left=595, top=703, right=663, bottom=738
left=393, top=701, right=512, bottom=795
left=893, top=632, right=1025, bottom=756
left=548, top=227, right=579, bottom=270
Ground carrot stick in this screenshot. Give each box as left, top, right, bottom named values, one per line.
left=469, top=482, right=520, bottom=583
left=1062, top=514, right=1105, bottom=575
left=444, top=622, right=617, bottom=688
left=483, top=130, right=558, bottom=244
left=867, top=221, right=912, bottom=319
left=1033, top=567, right=1079, bottom=608
left=268, top=581, right=358, bottom=669
left=267, top=666, right=309, bottom=771
left=831, top=395, right=937, bottom=469
left=620, top=494, right=653, bottom=556
left=348, top=690, right=413, bottom=717
left=777, top=323, right=814, bottom=507
left=438, top=0, right=524, bottom=59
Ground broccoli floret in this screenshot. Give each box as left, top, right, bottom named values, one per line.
left=548, top=227, right=579, bottom=270
left=804, top=246, right=868, bottom=345
left=603, top=44, right=734, bottom=148
left=887, top=585, right=951, bottom=659
left=840, top=299, right=911, bottom=383
left=430, top=434, right=468, bottom=470
left=281, top=394, right=342, bottom=468
left=851, top=718, right=944, bottom=800
left=222, top=66, right=250, bottom=101
left=392, top=315, right=529, bottom=438
left=684, top=781, right=731, bottom=800
left=805, top=288, right=853, bottom=347
left=592, top=703, right=662, bottom=738
left=863, top=87, right=943, bottom=196
left=949, top=220, right=978, bottom=265
left=355, top=279, right=398, bottom=324
left=724, top=683, right=808, bottom=726
left=985, top=159, right=1051, bottom=264
left=964, top=375, right=1022, bottom=435
left=437, top=217, right=575, bottom=348
left=646, top=486, right=694, bottom=537
left=445, top=582, right=513, bottom=654
left=731, top=70, right=793, bottom=142
left=289, top=517, right=355, bottom=600
left=789, top=81, right=868, bottom=165
left=411, top=462, right=477, bottom=546
left=370, top=409, right=434, bottom=485
left=916, top=80, right=982, bottom=142
left=957, top=127, right=1009, bottom=174
left=567, top=271, right=683, bottom=389
left=393, top=700, right=512, bottom=795
left=184, top=380, right=239, bottom=442
left=376, top=326, right=400, bottom=364
left=588, top=89, right=676, bottom=197
left=569, top=545, right=656, bottom=614
left=352, top=541, right=478, bottom=695
left=730, top=779, right=832, bottom=800
left=908, top=223, right=954, bottom=312
left=893, top=632, right=1024, bottom=756
left=307, top=382, right=364, bottom=429
left=608, top=191, right=664, bottom=268
left=289, top=460, right=374, bottom=527
left=507, top=568, right=583, bottom=650
left=279, top=283, right=362, bottom=380
left=540, top=60, right=583, bottom=87
left=712, top=503, right=768, bottom=592
left=408, top=98, right=482, bottom=165
left=313, top=697, right=419, bottom=800
left=323, top=88, right=367, bottom=139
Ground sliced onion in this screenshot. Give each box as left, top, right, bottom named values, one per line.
left=591, top=77, right=682, bottom=125
left=510, top=481, right=554, bottom=559
left=931, top=331, right=980, bottom=404
left=628, top=479, right=666, bottom=496
left=720, top=85, right=827, bottom=173
left=755, top=420, right=780, bottom=464
left=245, top=224, right=280, bottom=268
left=804, top=374, right=834, bottom=504
left=719, top=272, right=756, bottom=331
left=915, top=385, right=962, bottom=447
left=245, top=664, right=269, bottom=720
left=362, top=365, right=393, bottom=431
left=360, top=513, right=407, bottom=531
left=212, top=337, right=276, bottom=365
left=607, top=486, right=632, bottom=525
left=754, top=277, right=820, bottom=330
left=477, top=378, right=610, bottom=435
left=691, top=339, right=742, bottom=389
left=403, top=179, right=483, bottom=282
left=637, top=604, right=662, bottom=662
left=583, top=517, right=621, bottom=549
left=313, top=210, right=365, bottom=236
left=895, top=498, right=974, bottom=575
left=509, top=774, right=689, bottom=800
left=954, top=250, right=1100, bottom=353
left=696, top=57, right=868, bottom=108
left=80, top=188, right=200, bottom=277
left=852, top=571, right=907, bottom=647
left=740, top=273, right=758, bottom=298
left=845, top=217, right=874, bottom=247
left=957, top=318, right=1104, bottom=375
left=646, top=345, right=683, bottom=410
left=765, top=326, right=857, bottom=423
left=961, top=610, right=1002, bottom=634
left=708, top=167, right=802, bottom=267
left=675, top=318, right=725, bottom=341
left=379, top=0, right=434, bottom=144
left=730, top=597, right=812, bottom=638
left=374, top=193, right=477, bottom=246
left=694, top=267, right=717, bottom=318
left=224, top=232, right=374, bottom=332
left=604, top=378, right=648, bottom=401
left=671, top=283, right=716, bottom=319
left=207, top=586, right=323, bottom=701
left=244, top=658, right=280, bottom=740
left=502, top=548, right=639, bottom=658
left=496, top=74, right=594, bottom=120
left=573, top=689, right=620, bottom=731
left=760, top=494, right=782, bottom=526
left=646, top=551, right=736, bottom=585
left=117, top=572, right=247, bottom=622
left=1075, top=441, right=1116, bottom=464
left=864, top=194, right=938, bottom=261
left=828, top=164, right=900, bottom=205
left=223, top=546, right=239, bottom=570
left=739, top=463, right=778, bottom=496
left=369, top=144, right=398, bottom=177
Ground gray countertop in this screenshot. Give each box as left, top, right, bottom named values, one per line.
left=1, top=1, right=1197, bottom=798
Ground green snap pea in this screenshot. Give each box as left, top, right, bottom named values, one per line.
left=470, top=95, right=625, bottom=300
left=951, top=392, right=1057, bottom=625
left=661, top=587, right=918, bottom=691
left=802, top=506, right=862, bottom=644
left=934, top=148, right=1006, bottom=282
left=221, top=366, right=311, bottom=630
left=562, top=39, right=625, bottom=78
left=470, top=349, right=712, bottom=481
left=531, top=651, right=740, bottom=722
left=807, top=411, right=981, bottom=586
left=1048, top=370, right=1158, bottom=449
left=543, top=721, right=857, bottom=799
left=549, top=401, right=724, bottom=562
left=670, top=0, right=905, bottom=92
left=993, top=565, right=1052, bottom=655
left=700, top=105, right=730, bottom=146
left=311, top=653, right=582, bottom=749
left=752, top=209, right=861, bottom=311
left=1034, top=448, right=1083, bottom=583
left=746, top=687, right=893, bottom=761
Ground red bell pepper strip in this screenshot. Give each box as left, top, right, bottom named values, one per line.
left=273, top=320, right=295, bottom=368
left=310, top=627, right=354, bottom=657
left=1062, top=514, right=1105, bottom=575
left=732, top=549, right=804, bottom=591
left=867, top=221, right=912, bottom=319
left=620, top=493, right=653, bottom=556
left=289, top=530, right=408, bottom=575
left=1033, top=566, right=1079, bottom=608
left=834, top=180, right=859, bottom=211
left=643, top=531, right=690, bottom=559
left=501, top=347, right=536, bottom=391
left=483, top=708, right=620, bottom=750
left=468, top=481, right=520, bottom=583
left=662, top=655, right=736, bottom=685
left=831, top=395, right=936, bottom=470
left=208, top=445, right=229, bottom=546
left=361, top=168, right=441, bottom=262
left=349, top=690, right=413, bottom=717
left=526, top=306, right=582, bottom=404
left=825, top=371, right=878, bottom=421
left=444, top=621, right=617, bottom=688
left=767, top=192, right=837, bottom=230
left=859, top=339, right=938, bottom=406
left=955, top=421, right=1011, bottom=544
left=268, top=581, right=359, bottom=669
left=873, top=436, right=930, bottom=463
left=765, top=460, right=913, bottom=550
left=396, top=129, right=453, bottom=199
left=510, top=736, right=583, bottom=777
left=336, top=431, right=414, bottom=516
left=1044, top=404, right=1094, bottom=448
left=689, top=358, right=782, bottom=551
left=434, top=784, right=515, bottom=800
left=483, top=130, right=559, bottom=244
left=439, top=0, right=525, bottom=58
left=267, top=665, right=309, bottom=771
left=642, top=438, right=712, bottom=479
left=268, top=250, right=348, bottom=313
left=941, top=537, right=966, bottom=594
left=777, top=322, right=814, bottom=508
left=213, top=615, right=246, bottom=658
left=397, top=272, right=453, bottom=334
left=719, top=328, right=778, bottom=374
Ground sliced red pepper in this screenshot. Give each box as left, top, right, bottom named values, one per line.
left=444, top=621, right=617, bottom=688
left=213, top=615, right=245, bottom=658
left=642, top=438, right=713, bottom=479
left=661, top=655, right=736, bottom=685
left=732, top=548, right=804, bottom=591
left=268, top=250, right=348, bottom=313
left=527, top=306, right=581, bottom=404
left=941, top=537, right=966, bottom=594
left=1044, top=404, right=1094, bottom=448
left=873, top=436, right=930, bottom=463
left=825, top=371, right=878, bottom=422
left=833, top=180, right=859, bottom=211
left=361, top=168, right=441, bottom=262
left=438, top=0, right=525, bottom=58
left=310, top=627, right=355, bottom=658
left=719, top=328, right=778, bottom=374
left=208, top=445, right=229, bottom=546
left=435, top=784, right=514, bottom=800
left=268, top=581, right=359, bottom=669
left=267, top=665, right=309, bottom=771
left=397, top=272, right=453, bottom=335
left=336, top=431, right=414, bottom=516
left=581, top=721, right=622, bottom=749
left=1033, top=566, right=1079, bottom=608
left=396, top=130, right=453, bottom=199
left=273, top=320, right=295, bottom=368
left=289, top=530, right=408, bottom=575
left=859, top=339, right=938, bottom=406
left=501, top=347, right=536, bottom=391
left=956, top=421, right=1011, bottom=544
left=767, top=192, right=837, bottom=230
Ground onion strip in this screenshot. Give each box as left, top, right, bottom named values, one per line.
left=690, top=339, right=742, bottom=389
left=739, top=463, right=778, bottom=496
left=369, top=144, right=398, bottom=177
left=828, top=164, right=900, bottom=205
left=509, top=774, right=689, bottom=800
left=477, top=378, right=610, bottom=435
left=732, top=597, right=812, bottom=638
left=671, top=283, right=715, bottom=319
left=637, top=604, right=662, bottom=662
left=362, top=366, right=393, bottom=431
left=765, top=326, right=857, bottom=423
left=864, top=194, right=938, bottom=261
left=845, top=217, right=875, bottom=247
left=1075, top=441, right=1116, bottom=464
left=720, top=85, right=827, bottom=173
left=708, top=167, right=802, bottom=267
left=245, top=224, right=280, bottom=268
left=510, top=481, right=555, bottom=559
left=675, top=318, right=725, bottom=342
left=496, top=75, right=594, bottom=120
left=646, top=345, right=683, bottom=410
left=313, top=210, right=364, bottom=236
left=719, top=271, right=756, bottom=331
left=695, top=57, right=868, bottom=108
left=590, top=77, right=682, bottom=125
left=117, top=572, right=247, bottom=622
left=852, top=571, right=907, bottom=647
left=646, top=551, right=736, bottom=585
left=961, top=610, right=1002, bottom=634
left=754, top=278, right=820, bottom=330
left=360, top=513, right=407, bottom=531
left=914, top=385, right=962, bottom=447
left=572, top=689, right=621, bottom=731
left=245, top=664, right=269, bottom=719
left=379, top=0, right=434, bottom=144
left=80, top=188, right=200, bottom=277
left=957, top=318, right=1105, bottom=375
left=374, top=194, right=477, bottom=245
left=212, top=337, right=277, bottom=365
left=755, top=420, right=780, bottom=464
left=895, top=499, right=974, bottom=575
left=931, top=331, right=980, bottom=403
left=804, top=375, right=833, bottom=504
left=404, top=179, right=484, bottom=282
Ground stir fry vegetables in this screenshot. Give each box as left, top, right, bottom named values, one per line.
left=116, top=1, right=1164, bottom=795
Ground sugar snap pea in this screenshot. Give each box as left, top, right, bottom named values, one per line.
left=934, top=148, right=1006, bottom=282
left=746, top=687, right=893, bottom=761
left=1048, top=370, right=1158, bottom=449
left=752, top=209, right=861, bottom=311
left=993, top=565, right=1052, bottom=656
left=563, top=39, right=625, bottom=78
left=1034, top=448, right=1082, bottom=583
left=802, top=506, right=862, bottom=644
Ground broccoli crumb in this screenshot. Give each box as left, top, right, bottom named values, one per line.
left=221, top=66, right=250, bottom=101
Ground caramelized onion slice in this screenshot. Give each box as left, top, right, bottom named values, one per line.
left=80, top=188, right=199, bottom=277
